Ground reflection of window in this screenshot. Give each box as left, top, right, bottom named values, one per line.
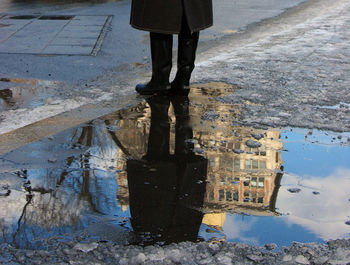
left=219, top=190, right=225, bottom=201
left=226, top=191, right=232, bottom=201
left=220, top=175, right=225, bottom=185
left=210, top=174, right=216, bottom=183
left=244, top=178, right=250, bottom=186
left=234, top=159, right=240, bottom=170
left=244, top=191, right=249, bottom=197
left=209, top=157, right=215, bottom=168
left=233, top=191, right=239, bottom=201
left=258, top=177, right=264, bottom=187
left=251, top=177, right=257, bottom=187
left=209, top=191, right=214, bottom=201
left=221, top=158, right=233, bottom=172
left=245, top=159, right=266, bottom=169
left=258, top=197, right=264, bottom=203
left=234, top=143, right=240, bottom=149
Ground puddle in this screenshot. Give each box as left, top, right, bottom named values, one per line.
left=0, top=78, right=62, bottom=111
left=0, top=84, right=349, bottom=249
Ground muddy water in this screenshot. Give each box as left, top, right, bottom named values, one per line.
left=0, top=84, right=349, bottom=249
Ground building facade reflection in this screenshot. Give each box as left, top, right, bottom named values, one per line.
left=113, top=84, right=284, bottom=233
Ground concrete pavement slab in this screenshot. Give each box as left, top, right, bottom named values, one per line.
left=0, top=15, right=109, bottom=55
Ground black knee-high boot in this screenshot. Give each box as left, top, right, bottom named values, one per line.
left=171, top=18, right=199, bottom=94
left=136, top=33, right=173, bottom=95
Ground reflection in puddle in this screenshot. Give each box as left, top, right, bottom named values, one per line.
left=0, top=83, right=349, bottom=248
left=0, top=78, right=61, bottom=111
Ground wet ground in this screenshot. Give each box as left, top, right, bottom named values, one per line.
left=1, top=0, right=350, bottom=263
left=1, top=85, right=349, bottom=250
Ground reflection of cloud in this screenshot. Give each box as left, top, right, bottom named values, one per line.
left=223, top=214, right=259, bottom=245
left=277, top=168, right=350, bottom=240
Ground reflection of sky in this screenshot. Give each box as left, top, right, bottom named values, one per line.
left=214, top=130, right=350, bottom=246
left=279, top=130, right=350, bottom=240
left=277, top=169, right=350, bottom=240
left=222, top=214, right=322, bottom=246
left=281, top=130, right=350, bottom=177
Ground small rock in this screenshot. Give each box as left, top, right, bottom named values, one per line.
left=295, top=255, right=310, bottom=264
left=193, top=147, right=205, bottom=154
left=312, top=191, right=320, bottom=195
left=0, top=190, right=10, bottom=196
left=194, top=143, right=201, bottom=148
left=48, top=158, right=57, bottom=163
left=233, top=149, right=244, bottom=154
left=73, top=242, right=99, bottom=253
left=251, top=133, right=264, bottom=140
left=314, top=256, right=329, bottom=264
left=185, top=139, right=198, bottom=144
left=201, top=110, right=220, bottom=121
left=246, top=140, right=262, bottom=148
left=247, top=254, right=263, bottom=262
left=345, top=220, right=350, bottom=225
left=264, top=243, right=277, bottom=250
left=288, top=188, right=301, bottom=193
left=131, top=253, right=146, bottom=264
left=283, top=255, right=293, bottom=262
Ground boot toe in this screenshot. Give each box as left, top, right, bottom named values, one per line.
left=135, top=83, right=171, bottom=95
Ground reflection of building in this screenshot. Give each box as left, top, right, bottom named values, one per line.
left=201, top=129, right=283, bottom=217
left=111, top=83, right=284, bottom=220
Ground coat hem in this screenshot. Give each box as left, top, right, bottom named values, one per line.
left=130, top=23, right=213, bottom=35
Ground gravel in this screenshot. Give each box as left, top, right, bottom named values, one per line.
left=1, top=239, right=349, bottom=264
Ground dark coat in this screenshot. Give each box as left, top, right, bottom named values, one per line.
left=130, top=0, right=213, bottom=34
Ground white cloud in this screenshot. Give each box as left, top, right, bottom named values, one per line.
left=277, top=168, right=350, bottom=240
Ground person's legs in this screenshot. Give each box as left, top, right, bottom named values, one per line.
left=171, top=15, right=199, bottom=94
left=135, top=33, right=173, bottom=95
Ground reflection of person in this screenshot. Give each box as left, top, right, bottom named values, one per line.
left=127, top=94, right=208, bottom=244
left=130, top=0, right=213, bottom=95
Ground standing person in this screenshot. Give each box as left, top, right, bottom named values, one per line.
left=130, top=0, right=213, bottom=95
